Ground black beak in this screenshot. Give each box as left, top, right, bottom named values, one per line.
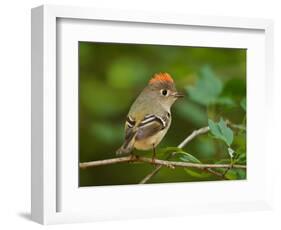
left=172, top=92, right=184, bottom=98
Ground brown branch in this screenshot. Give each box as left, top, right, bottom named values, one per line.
left=79, top=155, right=246, bottom=170
left=178, top=126, right=210, bottom=148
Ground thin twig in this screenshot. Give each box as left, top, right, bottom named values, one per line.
left=226, top=120, right=246, bottom=131
left=80, top=156, right=133, bottom=168
left=140, top=126, right=210, bottom=184
left=205, top=168, right=227, bottom=179
left=79, top=155, right=246, bottom=170
left=178, top=126, right=210, bottom=148
left=139, top=165, right=162, bottom=184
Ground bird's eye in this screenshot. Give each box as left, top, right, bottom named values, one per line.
left=161, top=89, right=168, bottom=96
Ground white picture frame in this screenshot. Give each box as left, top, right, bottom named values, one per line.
left=31, top=5, right=274, bottom=225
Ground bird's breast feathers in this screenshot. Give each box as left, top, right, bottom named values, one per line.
left=134, top=127, right=169, bottom=150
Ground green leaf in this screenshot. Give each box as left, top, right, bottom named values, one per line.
left=208, top=118, right=234, bottom=146
left=184, top=168, right=210, bottom=178
left=236, top=169, right=246, bottom=179
left=218, top=118, right=233, bottom=146
left=171, top=152, right=216, bottom=178
left=208, top=119, right=222, bottom=138
left=240, top=97, right=246, bottom=111
left=236, top=153, right=246, bottom=164
left=171, top=152, right=201, bottom=163
left=224, top=169, right=246, bottom=180
left=157, top=147, right=183, bottom=158
left=224, top=169, right=238, bottom=180
left=186, top=66, right=223, bottom=106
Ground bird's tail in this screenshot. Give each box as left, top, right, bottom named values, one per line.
left=116, top=133, right=136, bottom=156
left=116, top=145, right=133, bottom=156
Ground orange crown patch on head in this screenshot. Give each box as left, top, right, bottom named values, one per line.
left=149, top=72, right=174, bottom=85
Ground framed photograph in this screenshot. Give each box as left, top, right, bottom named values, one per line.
left=31, top=5, right=274, bottom=224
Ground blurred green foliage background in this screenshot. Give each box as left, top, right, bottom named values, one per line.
left=79, top=42, right=246, bottom=186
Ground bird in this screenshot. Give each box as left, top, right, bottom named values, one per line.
left=116, top=72, right=183, bottom=160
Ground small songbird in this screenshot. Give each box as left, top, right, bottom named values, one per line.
left=116, top=72, right=183, bottom=159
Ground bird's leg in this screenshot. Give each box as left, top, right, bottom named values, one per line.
left=129, top=150, right=135, bottom=162
left=129, top=150, right=139, bottom=163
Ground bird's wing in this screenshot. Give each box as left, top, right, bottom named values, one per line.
left=135, top=113, right=170, bottom=141
left=125, top=115, right=136, bottom=137
left=121, top=116, right=137, bottom=149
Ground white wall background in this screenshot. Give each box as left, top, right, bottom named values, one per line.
left=0, top=0, right=280, bottom=229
